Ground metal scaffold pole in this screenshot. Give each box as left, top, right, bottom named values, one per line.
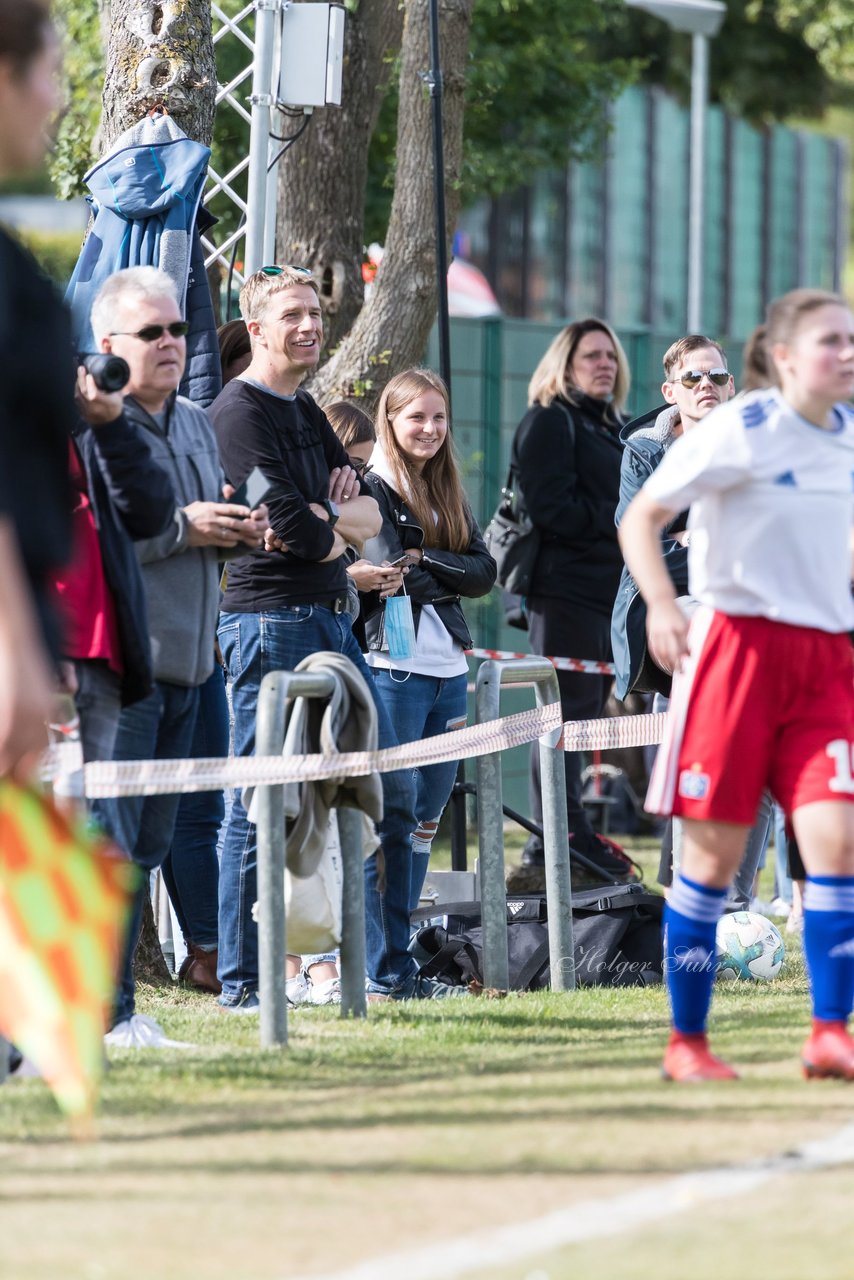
left=245, top=0, right=280, bottom=276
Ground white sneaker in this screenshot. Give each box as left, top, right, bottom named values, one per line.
left=104, top=1014, right=192, bottom=1050
left=286, top=971, right=311, bottom=1008
left=769, top=897, right=792, bottom=918
left=307, top=976, right=341, bottom=1006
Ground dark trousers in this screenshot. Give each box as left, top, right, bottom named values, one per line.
left=526, top=595, right=613, bottom=851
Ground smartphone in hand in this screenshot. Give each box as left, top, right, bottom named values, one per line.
left=230, top=465, right=271, bottom=511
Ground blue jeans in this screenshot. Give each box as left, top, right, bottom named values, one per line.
left=161, top=665, right=229, bottom=950
left=73, top=659, right=123, bottom=767
left=216, top=607, right=417, bottom=1004
left=773, top=803, right=793, bottom=904
left=92, top=681, right=200, bottom=1026
left=369, top=668, right=467, bottom=911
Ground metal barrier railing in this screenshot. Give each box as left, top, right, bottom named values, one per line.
left=474, top=658, right=575, bottom=992
left=255, top=668, right=367, bottom=1048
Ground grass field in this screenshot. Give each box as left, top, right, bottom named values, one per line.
left=2, top=837, right=853, bottom=1280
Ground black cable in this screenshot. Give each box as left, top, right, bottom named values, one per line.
left=267, top=111, right=312, bottom=171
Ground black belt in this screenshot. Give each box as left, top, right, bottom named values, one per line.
left=309, top=594, right=350, bottom=614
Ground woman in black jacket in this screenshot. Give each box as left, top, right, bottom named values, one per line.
left=512, top=318, right=629, bottom=873
left=362, top=368, right=496, bottom=917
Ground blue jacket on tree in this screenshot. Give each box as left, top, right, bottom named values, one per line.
left=65, top=112, right=222, bottom=408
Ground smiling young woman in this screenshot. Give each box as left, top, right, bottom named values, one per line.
left=359, top=368, right=497, bottom=997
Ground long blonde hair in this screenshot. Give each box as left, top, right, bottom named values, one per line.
left=527, top=318, right=630, bottom=421
left=375, top=369, right=471, bottom=553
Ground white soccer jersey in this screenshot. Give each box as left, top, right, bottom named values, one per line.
left=642, top=387, right=854, bottom=633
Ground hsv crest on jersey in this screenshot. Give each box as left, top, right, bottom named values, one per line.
left=678, top=768, right=710, bottom=800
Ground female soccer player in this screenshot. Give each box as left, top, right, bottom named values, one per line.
left=618, top=288, right=854, bottom=1082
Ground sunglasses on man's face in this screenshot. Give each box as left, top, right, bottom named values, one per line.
left=110, top=322, right=190, bottom=343
left=671, top=368, right=730, bottom=389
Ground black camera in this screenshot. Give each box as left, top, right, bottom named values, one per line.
left=78, top=353, right=130, bottom=393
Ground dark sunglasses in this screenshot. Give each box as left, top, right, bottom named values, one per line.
left=671, top=368, right=730, bottom=389
left=260, top=264, right=311, bottom=277
left=110, top=321, right=190, bottom=342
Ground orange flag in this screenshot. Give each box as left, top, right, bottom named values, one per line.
left=0, top=780, right=136, bottom=1121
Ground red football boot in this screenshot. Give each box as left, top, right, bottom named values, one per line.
left=662, top=1031, right=740, bottom=1082
left=802, top=1020, right=854, bottom=1081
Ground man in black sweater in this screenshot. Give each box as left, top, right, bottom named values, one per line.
left=210, top=266, right=425, bottom=1007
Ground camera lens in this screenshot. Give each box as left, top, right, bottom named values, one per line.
left=79, top=353, right=130, bottom=393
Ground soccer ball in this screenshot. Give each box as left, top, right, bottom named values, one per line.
left=715, top=911, right=785, bottom=982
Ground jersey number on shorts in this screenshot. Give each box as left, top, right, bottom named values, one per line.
left=827, top=739, right=854, bottom=795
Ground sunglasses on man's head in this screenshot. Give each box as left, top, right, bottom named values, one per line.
left=671, top=368, right=730, bottom=389
left=110, top=321, right=190, bottom=342
left=260, top=265, right=311, bottom=277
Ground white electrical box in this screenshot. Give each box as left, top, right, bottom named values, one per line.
left=278, top=3, right=345, bottom=109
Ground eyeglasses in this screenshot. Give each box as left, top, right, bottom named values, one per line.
left=670, top=368, right=730, bottom=389
left=348, top=457, right=370, bottom=475
left=260, top=265, right=311, bottom=277
left=110, top=322, right=189, bottom=342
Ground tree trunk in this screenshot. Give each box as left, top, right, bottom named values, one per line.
left=306, top=0, right=474, bottom=412
left=100, top=0, right=217, bottom=152
left=275, top=0, right=404, bottom=356
left=133, top=894, right=173, bottom=987
left=100, top=0, right=218, bottom=987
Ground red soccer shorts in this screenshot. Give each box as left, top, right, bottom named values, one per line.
left=646, top=607, right=854, bottom=824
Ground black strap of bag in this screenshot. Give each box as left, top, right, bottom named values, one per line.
left=514, top=936, right=552, bottom=991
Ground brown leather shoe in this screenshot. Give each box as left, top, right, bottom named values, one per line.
left=178, top=944, right=222, bottom=995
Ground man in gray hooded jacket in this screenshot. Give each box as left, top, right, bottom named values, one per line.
left=89, top=267, right=267, bottom=1049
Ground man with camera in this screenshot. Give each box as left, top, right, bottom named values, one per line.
left=87, top=266, right=268, bottom=1048
left=53, top=351, right=175, bottom=766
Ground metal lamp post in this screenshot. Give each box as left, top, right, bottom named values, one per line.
left=625, top=0, right=725, bottom=333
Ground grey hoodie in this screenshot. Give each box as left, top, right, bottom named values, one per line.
left=123, top=393, right=231, bottom=688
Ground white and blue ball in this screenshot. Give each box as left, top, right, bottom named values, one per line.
left=715, top=911, right=785, bottom=982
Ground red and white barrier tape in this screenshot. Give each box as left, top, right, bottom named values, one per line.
left=467, top=648, right=615, bottom=676
left=558, top=711, right=667, bottom=754
left=43, top=707, right=667, bottom=800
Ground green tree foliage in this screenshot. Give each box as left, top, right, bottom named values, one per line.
left=52, top=0, right=105, bottom=198
left=365, top=0, right=639, bottom=243
left=761, top=0, right=854, bottom=83
left=462, top=0, right=638, bottom=196
left=603, top=0, right=830, bottom=124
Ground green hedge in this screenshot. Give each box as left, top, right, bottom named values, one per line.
left=10, top=226, right=83, bottom=288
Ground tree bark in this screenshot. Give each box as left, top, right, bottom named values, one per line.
left=275, top=0, right=404, bottom=355
left=133, top=895, right=173, bottom=987
left=306, top=0, right=474, bottom=413
left=100, top=0, right=217, bottom=152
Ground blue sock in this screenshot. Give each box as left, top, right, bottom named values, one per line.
left=803, top=876, right=854, bottom=1023
left=664, top=874, right=727, bottom=1035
